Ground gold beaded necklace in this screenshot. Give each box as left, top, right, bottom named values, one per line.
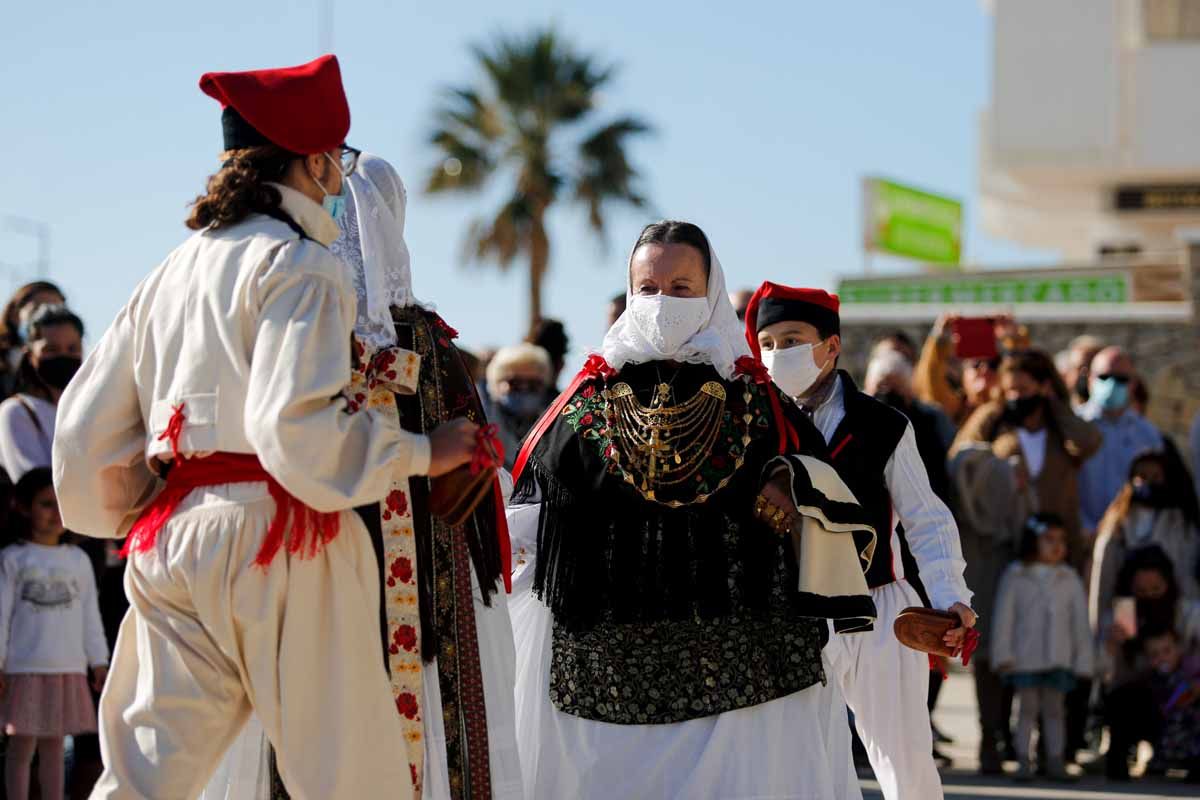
left=606, top=379, right=727, bottom=501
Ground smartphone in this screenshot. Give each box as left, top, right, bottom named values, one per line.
left=1114, top=597, right=1138, bottom=639
left=953, top=317, right=999, bottom=360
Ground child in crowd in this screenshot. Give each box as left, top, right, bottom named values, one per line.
left=1144, top=627, right=1200, bottom=779
left=992, top=512, right=1094, bottom=781
left=0, top=468, right=108, bottom=800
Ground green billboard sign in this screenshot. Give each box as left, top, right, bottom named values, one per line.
left=863, top=177, right=963, bottom=265
left=838, top=274, right=1129, bottom=305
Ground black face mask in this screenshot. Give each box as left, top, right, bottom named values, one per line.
left=1074, top=372, right=1090, bottom=402
left=1133, top=482, right=1175, bottom=509
left=36, top=356, right=81, bottom=390
left=1004, top=395, right=1043, bottom=424
left=875, top=391, right=909, bottom=411
left=1137, top=595, right=1177, bottom=631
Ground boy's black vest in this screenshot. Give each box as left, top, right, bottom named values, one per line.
left=823, top=371, right=926, bottom=597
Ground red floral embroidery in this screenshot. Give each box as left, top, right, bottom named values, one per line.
left=580, top=412, right=594, bottom=426
left=391, top=624, right=418, bottom=654
left=384, top=489, right=409, bottom=521
left=395, top=692, right=419, bottom=719
left=581, top=384, right=596, bottom=399
left=373, top=349, right=399, bottom=382
left=390, top=556, right=414, bottom=585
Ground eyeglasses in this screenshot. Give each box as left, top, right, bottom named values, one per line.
left=1095, top=373, right=1130, bottom=384
left=337, top=146, right=361, bottom=178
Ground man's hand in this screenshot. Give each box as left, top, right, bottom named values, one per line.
left=91, top=665, right=108, bottom=693
left=943, top=602, right=978, bottom=649
left=429, top=419, right=481, bottom=477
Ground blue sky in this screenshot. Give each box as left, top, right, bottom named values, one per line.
left=3, top=1, right=1052, bottom=364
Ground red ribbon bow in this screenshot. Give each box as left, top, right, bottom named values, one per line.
left=733, top=356, right=798, bottom=454
left=471, top=423, right=505, bottom=475
left=510, top=355, right=614, bottom=485
left=582, top=353, right=616, bottom=380
left=734, top=355, right=769, bottom=384
left=432, top=314, right=459, bottom=340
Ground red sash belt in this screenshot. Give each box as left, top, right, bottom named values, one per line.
left=121, top=452, right=340, bottom=567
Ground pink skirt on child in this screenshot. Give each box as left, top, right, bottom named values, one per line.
left=0, top=673, right=97, bottom=737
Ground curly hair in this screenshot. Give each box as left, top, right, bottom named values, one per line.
left=186, top=145, right=299, bottom=231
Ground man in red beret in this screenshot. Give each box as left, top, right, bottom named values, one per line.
left=745, top=282, right=976, bottom=800
left=53, top=55, right=479, bottom=800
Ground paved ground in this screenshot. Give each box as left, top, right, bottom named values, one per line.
left=859, top=669, right=1197, bottom=800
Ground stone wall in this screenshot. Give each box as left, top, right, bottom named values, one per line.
left=841, top=295, right=1200, bottom=453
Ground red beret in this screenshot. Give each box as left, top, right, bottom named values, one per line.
left=743, top=282, right=840, bottom=361
left=199, top=54, right=350, bottom=155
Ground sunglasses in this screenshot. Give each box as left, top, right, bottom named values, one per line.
left=1095, top=373, right=1130, bottom=384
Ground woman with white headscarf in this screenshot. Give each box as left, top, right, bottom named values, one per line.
left=505, top=221, right=877, bottom=799
left=201, top=154, right=522, bottom=800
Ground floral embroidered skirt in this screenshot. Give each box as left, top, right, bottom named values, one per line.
left=0, top=673, right=96, bottom=737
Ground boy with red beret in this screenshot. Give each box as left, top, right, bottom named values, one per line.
left=745, top=282, right=975, bottom=800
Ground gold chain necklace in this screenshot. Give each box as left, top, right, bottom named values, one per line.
left=606, top=379, right=727, bottom=501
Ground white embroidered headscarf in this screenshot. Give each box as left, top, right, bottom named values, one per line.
left=600, top=226, right=750, bottom=379
left=332, top=153, right=421, bottom=350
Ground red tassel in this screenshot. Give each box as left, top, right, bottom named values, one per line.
left=470, top=424, right=504, bottom=475
left=253, top=482, right=291, bottom=567
left=960, top=627, right=981, bottom=667
left=492, top=475, right=512, bottom=593
left=158, top=404, right=187, bottom=465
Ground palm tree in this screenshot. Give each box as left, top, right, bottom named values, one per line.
left=425, top=28, right=652, bottom=335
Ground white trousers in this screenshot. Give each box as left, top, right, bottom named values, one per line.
left=823, top=580, right=942, bottom=800
left=90, top=483, right=413, bottom=800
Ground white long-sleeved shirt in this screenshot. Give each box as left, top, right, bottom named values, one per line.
left=53, top=185, right=430, bottom=539
left=0, top=542, right=108, bottom=674
left=809, top=375, right=971, bottom=610
left=0, top=393, right=55, bottom=481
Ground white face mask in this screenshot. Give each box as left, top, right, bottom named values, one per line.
left=762, top=342, right=824, bottom=398
left=626, top=294, right=710, bottom=359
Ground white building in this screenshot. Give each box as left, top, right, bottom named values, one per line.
left=980, top=0, right=1200, bottom=261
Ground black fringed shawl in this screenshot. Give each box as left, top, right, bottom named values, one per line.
left=513, top=361, right=839, bottom=724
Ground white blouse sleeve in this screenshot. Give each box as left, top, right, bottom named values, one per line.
left=243, top=245, right=430, bottom=512
left=53, top=302, right=161, bottom=539
left=0, top=399, right=48, bottom=481
left=884, top=422, right=972, bottom=610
